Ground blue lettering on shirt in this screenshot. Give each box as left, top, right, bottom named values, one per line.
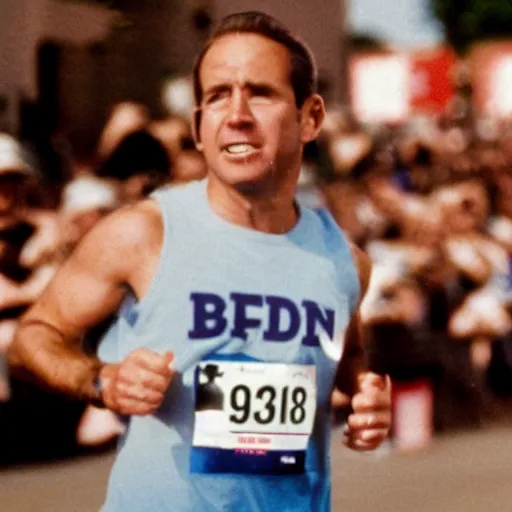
left=188, top=292, right=335, bottom=347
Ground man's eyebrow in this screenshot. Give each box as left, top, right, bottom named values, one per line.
left=203, top=83, right=231, bottom=96
left=245, top=82, right=276, bottom=94
left=203, top=81, right=278, bottom=96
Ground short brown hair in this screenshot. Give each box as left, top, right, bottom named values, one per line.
left=192, top=11, right=317, bottom=110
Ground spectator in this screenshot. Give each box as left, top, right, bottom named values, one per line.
left=59, top=175, right=121, bottom=257
left=149, top=116, right=207, bottom=184
left=96, top=129, right=171, bottom=202
left=96, top=102, right=150, bottom=162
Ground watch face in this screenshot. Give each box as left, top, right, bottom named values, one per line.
left=91, top=371, right=106, bottom=408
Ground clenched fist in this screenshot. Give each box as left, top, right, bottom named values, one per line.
left=99, top=348, right=175, bottom=416
left=344, top=372, right=392, bottom=451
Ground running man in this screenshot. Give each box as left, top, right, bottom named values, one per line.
left=9, top=11, right=391, bottom=511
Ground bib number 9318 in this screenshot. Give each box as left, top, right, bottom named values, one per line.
left=220, top=363, right=317, bottom=436
left=230, top=384, right=308, bottom=426
left=191, top=361, right=317, bottom=468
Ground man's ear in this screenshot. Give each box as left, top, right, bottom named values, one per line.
left=299, top=94, right=325, bottom=144
left=191, top=108, right=203, bottom=151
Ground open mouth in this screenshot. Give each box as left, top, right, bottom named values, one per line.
left=223, top=143, right=259, bottom=155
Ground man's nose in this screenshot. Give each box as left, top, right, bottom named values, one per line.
left=226, top=90, right=254, bottom=127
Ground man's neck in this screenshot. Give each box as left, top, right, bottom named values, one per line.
left=206, top=175, right=298, bottom=234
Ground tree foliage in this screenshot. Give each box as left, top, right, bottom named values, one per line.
left=430, top=0, right=512, bottom=53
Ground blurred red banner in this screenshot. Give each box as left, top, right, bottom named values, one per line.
left=349, top=47, right=456, bottom=123
left=410, top=47, right=456, bottom=115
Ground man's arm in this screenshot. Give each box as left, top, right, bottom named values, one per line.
left=335, top=243, right=392, bottom=451
left=8, top=200, right=174, bottom=415
left=334, top=243, right=371, bottom=398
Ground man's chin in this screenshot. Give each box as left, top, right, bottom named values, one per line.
left=231, top=175, right=275, bottom=197
left=209, top=167, right=275, bottom=194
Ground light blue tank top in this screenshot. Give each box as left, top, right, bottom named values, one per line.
left=99, top=179, right=359, bottom=512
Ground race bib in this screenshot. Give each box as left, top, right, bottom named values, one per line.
left=190, top=360, right=317, bottom=475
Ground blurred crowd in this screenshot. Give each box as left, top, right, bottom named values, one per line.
left=314, top=97, right=512, bottom=431
left=0, top=100, right=207, bottom=463
left=2, top=73, right=512, bottom=463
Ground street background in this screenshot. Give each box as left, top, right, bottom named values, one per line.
left=3, top=420, right=512, bottom=512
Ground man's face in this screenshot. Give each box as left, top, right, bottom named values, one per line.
left=197, top=33, right=307, bottom=191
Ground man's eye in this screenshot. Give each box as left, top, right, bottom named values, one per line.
left=251, top=88, right=270, bottom=98
left=248, top=87, right=276, bottom=105
left=206, top=91, right=229, bottom=104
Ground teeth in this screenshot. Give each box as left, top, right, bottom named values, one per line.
left=225, top=144, right=255, bottom=154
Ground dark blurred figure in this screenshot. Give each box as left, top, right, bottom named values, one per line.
left=97, top=129, right=171, bottom=202
left=96, top=101, right=150, bottom=163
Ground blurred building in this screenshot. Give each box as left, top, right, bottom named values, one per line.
left=0, top=0, right=115, bottom=134
left=213, top=0, right=346, bottom=105
left=0, top=0, right=346, bottom=158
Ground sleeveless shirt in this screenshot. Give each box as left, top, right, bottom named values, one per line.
left=98, top=179, right=359, bottom=511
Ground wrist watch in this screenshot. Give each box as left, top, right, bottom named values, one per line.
left=91, top=368, right=106, bottom=408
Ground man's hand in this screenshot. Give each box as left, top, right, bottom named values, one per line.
left=344, top=372, right=392, bottom=451
left=100, top=348, right=175, bottom=416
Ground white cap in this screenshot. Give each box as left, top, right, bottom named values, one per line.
left=0, top=133, right=37, bottom=177
left=488, top=216, right=512, bottom=245
left=161, top=76, right=194, bottom=118
left=62, top=176, right=120, bottom=214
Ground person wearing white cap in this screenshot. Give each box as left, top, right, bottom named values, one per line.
left=0, top=133, right=40, bottom=223
left=0, top=134, right=38, bottom=179
left=59, top=175, right=121, bottom=257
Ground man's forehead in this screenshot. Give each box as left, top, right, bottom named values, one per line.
left=200, top=33, right=291, bottom=84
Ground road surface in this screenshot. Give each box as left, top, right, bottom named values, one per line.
left=2, top=424, right=512, bottom=511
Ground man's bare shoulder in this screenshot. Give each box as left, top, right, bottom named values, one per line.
left=68, top=199, right=164, bottom=282
left=86, top=199, right=163, bottom=249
